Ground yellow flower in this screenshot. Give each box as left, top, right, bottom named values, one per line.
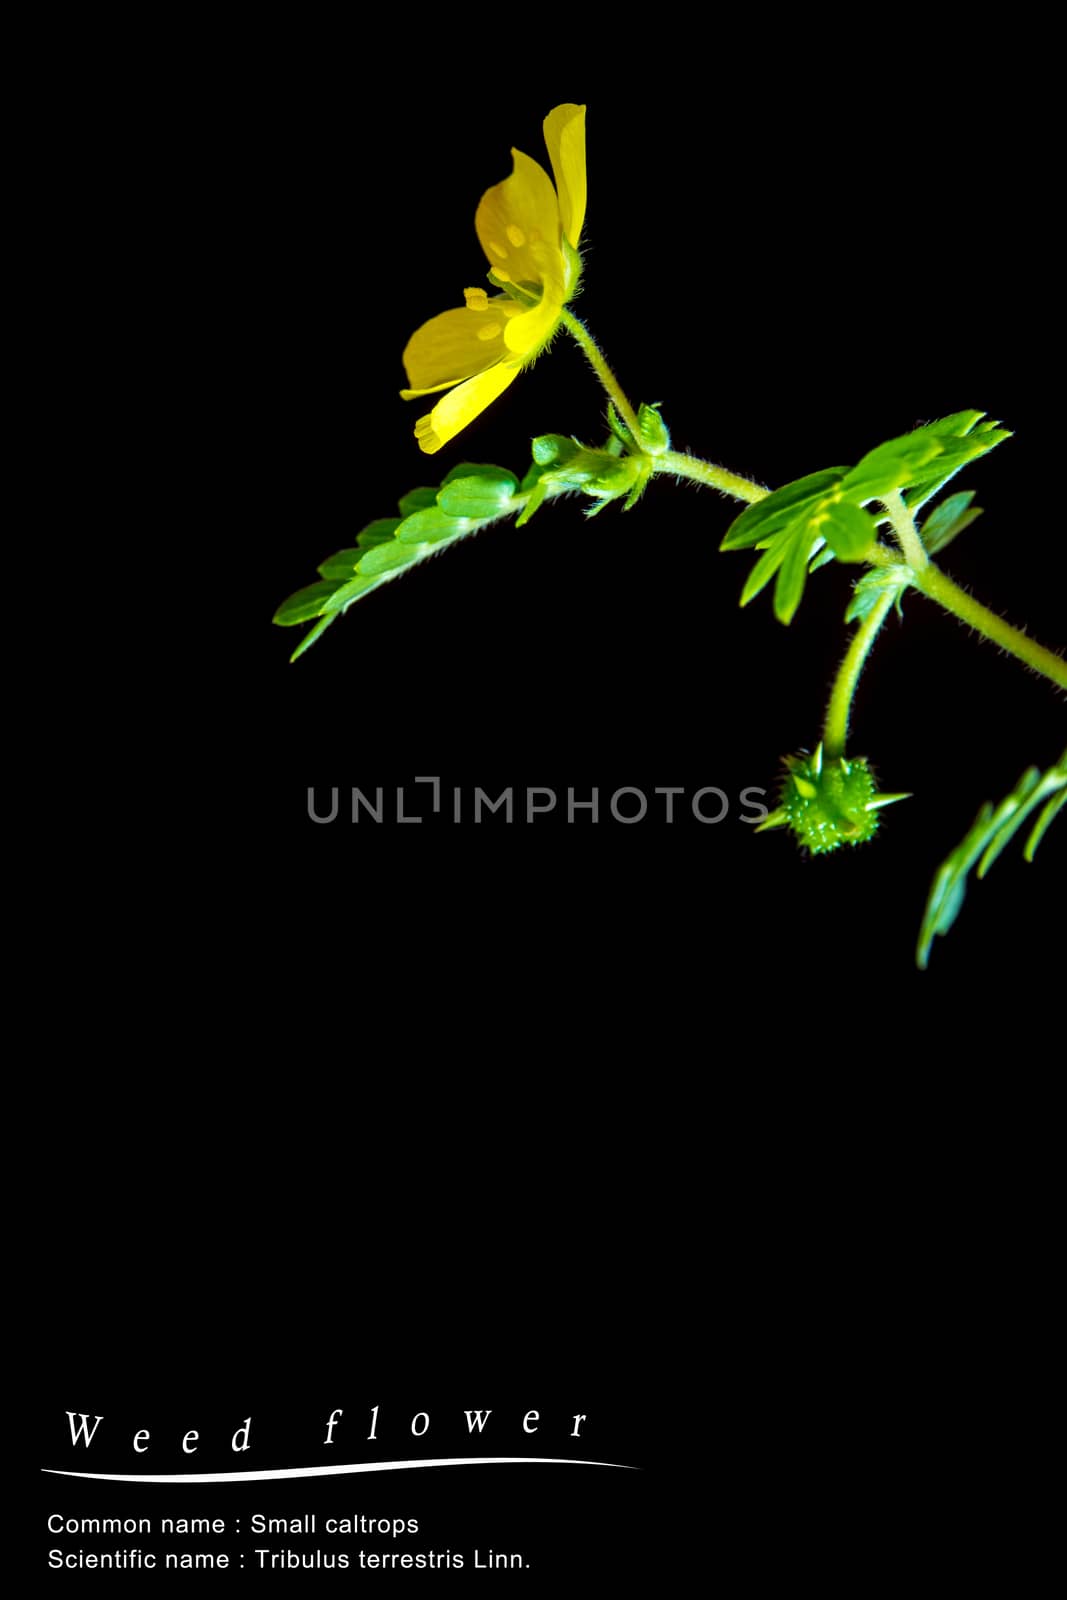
left=401, top=104, right=587, bottom=454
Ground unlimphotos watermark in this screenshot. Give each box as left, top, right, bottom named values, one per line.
left=307, top=779, right=769, bottom=826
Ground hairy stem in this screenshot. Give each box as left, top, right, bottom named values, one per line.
left=655, top=451, right=768, bottom=505
left=912, top=564, right=1067, bottom=691
left=824, top=589, right=897, bottom=758
left=880, top=488, right=928, bottom=570
left=559, top=311, right=644, bottom=443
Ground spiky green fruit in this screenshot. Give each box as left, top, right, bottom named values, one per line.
left=757, top=743, right=910, bottom=855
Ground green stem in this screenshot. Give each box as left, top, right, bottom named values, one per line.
left=912, top=563, right=1067, bottom=691
left=881, top=488, right=928, bottom=570
left=559, top=310, right=644, bottom=444
left=655, top=450, right=768, bottom=506
left=557, top=318, right=767, bottom=502
left=824, top=588, right=897, bottom=758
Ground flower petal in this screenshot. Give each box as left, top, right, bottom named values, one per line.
left=502, top=290, right=564, bottom=358
left=475, top=147, right=564, bottom=304
left=401, top=300, right=522, bottom=394
left=412, top=360, right=523, bottom=455
left=543, top=103, right=587, bottom=251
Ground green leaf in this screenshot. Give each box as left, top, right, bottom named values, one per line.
left=739, top=526, right=794, bottom=606
left=845, top=568, right=907, bottom=625
left=322, top=573, right=391, bottom=612
left=917, top=749, right=1067, bottom=968
left=924, top=410, right=986, bottom=438
left=280, top=422, right=654, bottom=657
left=906, top=417, right=1011, bottom=513
left=604, top=405, right=633, bottom=447
left=280, top=458, right=525, bottom=655
left=397, top=486, right=438, bottom=516
left=818, top=500, right=878, bottom=562
left=541, top=447, right=629, bottom=492
left=317, top=548, right=362, bottom=579
left=438, top=462, right=501, bottom=487
left=531, top=434, right=580, bottom=466
left=521, top=437, right=644, bottom=521
left=287, top=577, right=397, bottom=658
left=589, top=457, right=641, bottom=496
left=844, top=417, right=1010, bottom=505
left=394, top=506, right=468, bottom=545
left=622, top=456, right=653, bottom=509
left=734, top=486, right=872, bottom=620
left=919, top=490, right=983, bottom=555
left=977, top=767, right=1045, bottom=876
left=721, top=468, right=848, bottom=550
left=918, top=831, right=985, bottom=967
left=357, top=516, right=403, bottom=548
left=732, top=480, right=868, bottom=621
left=916, top=430, right=1010, bottom=478
left=289, top=612, right=340, bottom=662
left=636, top=402, right=670, bottom=454
left=273, top=579, right=343, bottom=626
left=356, top=538, right=432, bottom=577
left=515, top=478, right=548, bottom=527
left=841, top=433, right=946, bottom=500
left=437, top=464, right=517, bottom=517
left=774, top=527, right=815, bottom=625
left=1026, top=787, right=1066, bottom=860
left=317, top=521, right=398, bottom=578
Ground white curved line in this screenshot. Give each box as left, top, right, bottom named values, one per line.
left=41, top=1457, right=638, bottom=1483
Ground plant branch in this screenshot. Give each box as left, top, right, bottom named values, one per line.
left=880, top=488, right=928, bottom=569
left=558, top=311, right=644, bottom=444
left=912, top=564, right=1067, bottom=692
left=654, top=450, right=768, bottom=505
left=823, top=589, right=898, bottom=758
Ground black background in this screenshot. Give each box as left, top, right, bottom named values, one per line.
left=39, top=18, right=1062, bottom=1589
